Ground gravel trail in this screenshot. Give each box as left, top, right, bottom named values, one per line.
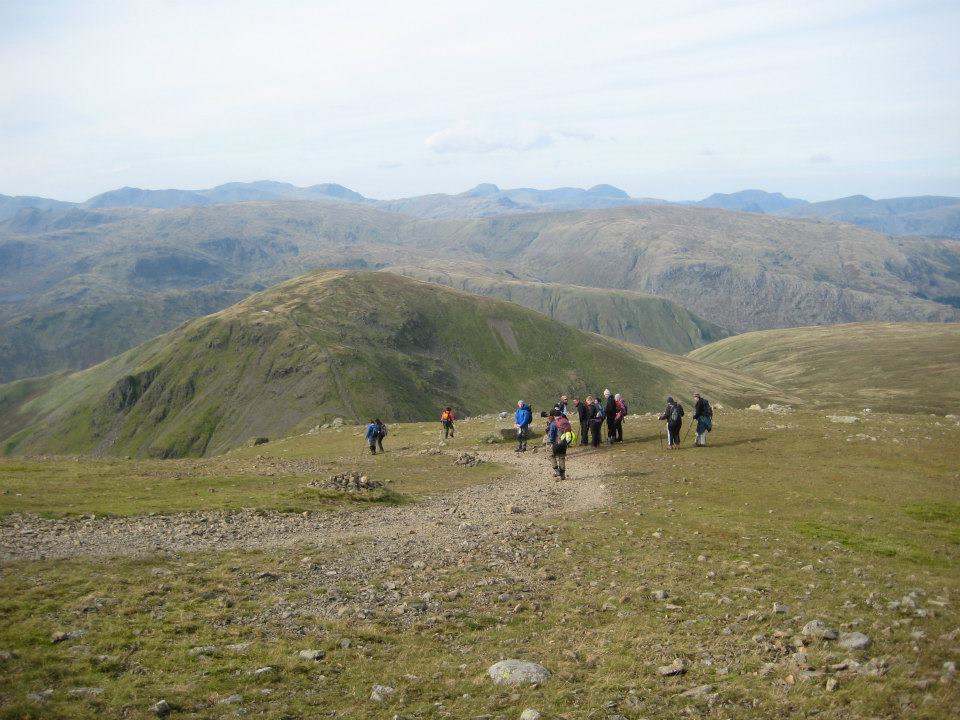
left=0, top=445, right=613, bottom=562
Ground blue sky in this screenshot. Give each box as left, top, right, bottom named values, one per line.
left=0, top=0, right=958, bottom=201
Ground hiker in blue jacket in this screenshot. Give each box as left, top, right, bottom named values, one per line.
left=365, top=420, right=380, bottom=455
left=514, top=400, right=533, bottom=452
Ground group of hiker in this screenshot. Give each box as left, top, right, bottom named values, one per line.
left=364, top=393, right=714, bottom=474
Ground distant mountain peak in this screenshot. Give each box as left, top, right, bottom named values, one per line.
left=463, top=183, right=502, bottom=197
left=696, top=189, right=809, bottom=213
left=586, top=184, right=630, bottom=199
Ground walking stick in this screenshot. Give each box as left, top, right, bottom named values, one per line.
left=658, top=428, right=663, bottom=448
left=682, top=424, right=691, bottom=446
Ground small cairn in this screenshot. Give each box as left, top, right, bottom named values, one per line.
left=453, top=452, right=482, bottom=467
left=312, top=472, right=383, bottom=492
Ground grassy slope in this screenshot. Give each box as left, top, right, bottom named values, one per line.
left=1, top=410, right=957, bottom=718
left=690, top=322, right=960, bottom=414
left=0, top=270, right=785, bottom=459
left=385, top=265, right=729, bottom=353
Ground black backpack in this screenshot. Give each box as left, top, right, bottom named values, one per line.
left=703, top=399, right=713, bottom=418
left=669, top=404, right=682, bottom=423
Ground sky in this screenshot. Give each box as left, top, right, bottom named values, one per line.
left=1, top=0, right=958, bottom=202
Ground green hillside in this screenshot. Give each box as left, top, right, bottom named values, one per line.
left=385, top=265, right=728, bottom=353
left=0, top=271, right=785, bottom=458
left=690, top=322, right=960, bottom=414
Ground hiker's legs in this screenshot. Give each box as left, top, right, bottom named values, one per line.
left=557, top=454, right=566, bottom=479
left=615, top=419, right=623, bottom=442
left=579, top=421, right=589, bottom=446
left=368, top=442, right=377, bottom=455
left=590, top=422, right=601, bottom=447
left=377, top=437, right=384, bottom=452
left=606, top=417, right=615, bottom=444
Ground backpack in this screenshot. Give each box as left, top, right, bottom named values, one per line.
left=669, top=404, right=681, bottom=424
left=378, top=423, right=388, bottom=437
left=441, top=409, right=453, bottom=422
left=703, top=399, right=713, bottom=418
left=595, top=403, right=605, bottom=420
left=557, top=429, right=576, bottom=447
left=555, top=416, right=572, bottom=434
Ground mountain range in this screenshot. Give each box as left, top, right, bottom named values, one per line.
left=1, top=200, right=958, bottom=383
left=3, top=183, right=958, bottom=237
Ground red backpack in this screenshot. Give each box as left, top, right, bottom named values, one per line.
left=555, top=416, right=572, bottom=434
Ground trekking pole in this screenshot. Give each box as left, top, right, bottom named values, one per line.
left=658, top=429, right=663, bottom=448
left=682, top=425, right=691, bottom=446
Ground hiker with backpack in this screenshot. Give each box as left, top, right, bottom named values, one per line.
left=365, top=419, right=380, bottom=455
left=659, top=397, right=684, bottom=449
left=374, top=418, right=387, bottom=452
left=603, top=389, right=617, bottom=445
left=693, top=393, right=713, bottom=446
left=514, top=400, right=533, bottom=453
left=440, top=407, right=456, bottom=439
left=613, top=393, right=627, bottom=442
left=546, top=409, right=576, bottom=480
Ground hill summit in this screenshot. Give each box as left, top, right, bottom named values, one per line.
left=0, top=270, right=783, bottom=458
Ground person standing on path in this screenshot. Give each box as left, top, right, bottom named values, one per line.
left=365, top=420, right=380, bottom=455
left=603, top=389, right=617, bottom=445
left=440, top=407, right=456, bottom=439
left=374, top=418, right=387, bottom=452
left=659, top=397, right=684, bottom=449
left=693, top=393, right=713, bottom=446
left=546, top=409, right=575, bottom=480
left=613, top=393, right=627, bottom=442
left=574, top=397, right=590, bottom=446
left=514, top=400, right=533, bottom=452
left=586, top=395, right=603, bottom=448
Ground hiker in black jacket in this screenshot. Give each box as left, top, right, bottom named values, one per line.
left=603, top=389, right=617, bottom=445
left=573, top=398, right=590, bottom=446
left=586, top=395, right=602, bottom=448
left=693, top=393, right=713, bottom=446
left=659, top=397, right=684, bottom=449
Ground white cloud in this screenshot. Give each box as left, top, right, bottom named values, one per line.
left=809, top=153, right=833, bottom=163
left=424, top=124, right=594, bottom=154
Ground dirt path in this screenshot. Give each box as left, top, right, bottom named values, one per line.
left=0, top=445, right=613, bottom=562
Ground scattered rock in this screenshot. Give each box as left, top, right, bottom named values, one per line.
left=652, top=589, right=669, bottom=601
left=251, top=666, right=273, bottom=677
left=298, top=649, right=325, bottom=661
left=151, top=699, right=172, bottom=716
left=679, top=684, right=715, bottom=698
left=828, top=415, right=860, bottom=424
left=330, top=417, right=345, bottom=428
left=220, top=694, right=243, bottom=705
left=255, top=571, right=279, bottom=581
left=773, top=602, right=788, bottom=614
left=487, top=659, right=552, bottom=686
left=51, top=629, right=84, bottom=643
left=189, top=645, right=217, bottom=656
left=249, top=437, right=269, bottom=446
left=826, top=678, right=839, bottom=692
left=370, top=685, right=396, bottom=702
left=765, top=403, right=793, bottom=414
left=520, top=710, right=542, bottom=720
left=67, top=686, right=104, bottom=698
left=658, top=658, right=687, bottom=676
left=839, top=632, right=872, bottom=650
left=28, top=688, right=54, bottom=704
left=802, top=619, right=839, bottom=640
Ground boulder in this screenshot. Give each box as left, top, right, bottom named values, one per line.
left=802, top=619, right=839, bottom=640
left=839, top=632, right=871, bottom=650
left=487, top=659, right=551, bottom=686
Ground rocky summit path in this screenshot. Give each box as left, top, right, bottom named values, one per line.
left=0, top=446, right=613, bottom=562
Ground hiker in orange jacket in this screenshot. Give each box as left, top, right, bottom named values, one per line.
left=440, top=407, right=456, bottom=439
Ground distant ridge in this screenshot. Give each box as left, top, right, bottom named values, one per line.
left=695, top=189, right=809, bottom=213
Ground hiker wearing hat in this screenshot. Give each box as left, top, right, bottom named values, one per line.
left=514, top=400, right=533, bottom=453
left=659, top=397, right=684, bottom=449
left=603, top=389, right=617, bottom=445
left=557, top=395, right=569, bottom=418
left=693, top=393, right=713, bottom=446
left=440, top=407, right=456, bottom=438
